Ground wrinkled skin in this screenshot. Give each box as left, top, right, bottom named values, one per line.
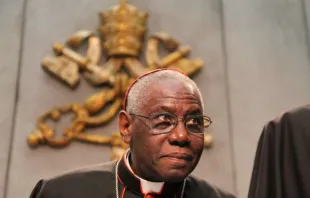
left=119, top=78, right=204, bottom=182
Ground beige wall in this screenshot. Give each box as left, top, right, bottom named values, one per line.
left=1, top=0, right=310, bottom=197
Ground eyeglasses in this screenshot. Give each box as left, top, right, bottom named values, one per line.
left=129, top=112, right=212, bottom=135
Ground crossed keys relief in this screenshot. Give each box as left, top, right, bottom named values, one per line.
left=27, top=0, right=213, bottom=160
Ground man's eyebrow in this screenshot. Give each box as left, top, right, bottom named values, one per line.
left=148, top=106, right=173, bottom=116
left=152, top=105, right=174, bottom=113
left=186, top=109, right=202, bottom=115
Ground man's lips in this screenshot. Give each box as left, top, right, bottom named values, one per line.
left=161, top=153, right=193, bottom=161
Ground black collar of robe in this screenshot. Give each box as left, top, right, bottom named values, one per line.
left=248, top=104, right=310, bottom=198
left=117, top=151, right=184, bottom=197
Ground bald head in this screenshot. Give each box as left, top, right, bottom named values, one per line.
left=125, top=69, right=204, bottom=114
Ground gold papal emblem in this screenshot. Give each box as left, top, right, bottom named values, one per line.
left=27, top=0, right=213, bottom=160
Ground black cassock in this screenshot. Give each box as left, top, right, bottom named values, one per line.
left=30, top=151, right=236, bottom=198
left=248, top=104, right=310, bottom=198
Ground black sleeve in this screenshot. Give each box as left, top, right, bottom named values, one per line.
left=210, top=186, right=237, bottom=198
left=216, top=190, right=237, bottom=198
left=29, top=180, right=46, bottom=198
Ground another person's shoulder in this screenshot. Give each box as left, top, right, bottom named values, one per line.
left=30, top=161, right=116, bottom=198
left=270, top=104, right=310, bottom=125
left=187, top=175, right=237, bottom=198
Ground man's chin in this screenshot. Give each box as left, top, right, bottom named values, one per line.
left=159, top=169, right=191, bottom=182
left=155, top=159, right=196, bottom=182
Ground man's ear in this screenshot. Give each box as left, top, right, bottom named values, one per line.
left=118, top=110, right=132, bottom=144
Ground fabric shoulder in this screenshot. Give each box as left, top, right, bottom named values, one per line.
left=271, top=104, right=310, bottom=126
left=187, top=175, right=237, bottom=198
left=45, top=160, right=117, bottom=184
left=29, top=160, right=117, bottom=198
left=259, top=104, right=310, bottom=139
left=50, top=160, right=116, bottom=177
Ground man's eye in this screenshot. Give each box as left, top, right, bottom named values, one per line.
left=187, top=117, right=203, bottom=125
left=153, top=121, right=172, bottom=129
left=151, top=113, right=175, bottom=129
left=153, top=113, right=174, bottom=121
left=158, top=115, right=170, bottom=121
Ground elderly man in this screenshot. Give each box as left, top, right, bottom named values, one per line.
left=30, top=69, right=236, bottom=198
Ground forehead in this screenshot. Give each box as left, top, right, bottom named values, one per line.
left=140, top=79, right=202, bottom=113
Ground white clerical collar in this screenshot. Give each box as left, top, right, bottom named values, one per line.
left=125, top=151, right=164, bottom=194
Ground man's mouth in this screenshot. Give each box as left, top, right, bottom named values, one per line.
left=162, top=153, right=193, bottom=161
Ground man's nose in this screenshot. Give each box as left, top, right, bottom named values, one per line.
left=167, top=121, right=190, bottom=147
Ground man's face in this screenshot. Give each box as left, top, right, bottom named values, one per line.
left=123, top=79, right=204, bottom=182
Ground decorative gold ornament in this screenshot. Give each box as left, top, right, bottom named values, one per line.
left=27, top=0, right=213, bottom=160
